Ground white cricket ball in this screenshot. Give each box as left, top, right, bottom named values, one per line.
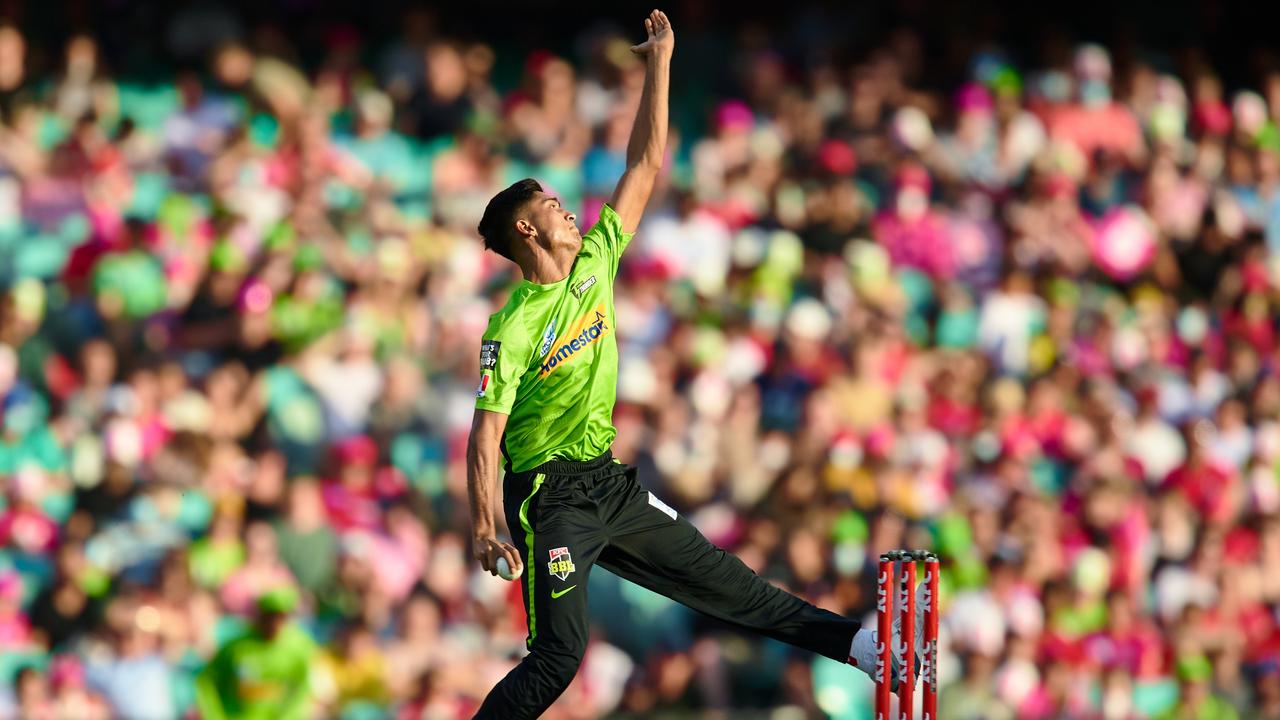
left=496, top=557, right=521, bottom=581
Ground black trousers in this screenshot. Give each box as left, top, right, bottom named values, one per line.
left=474, top=451, right=861, bottom=719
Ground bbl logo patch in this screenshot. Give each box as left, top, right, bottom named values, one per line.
left=479, top=340, right=501, bottom=370
left=547, top=546, right=576, bottom=581
left=570, top=275, right=597, bottom=299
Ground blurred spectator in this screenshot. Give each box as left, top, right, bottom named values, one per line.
left=938, top=648, right=1014, bottom=719
left=274, top=477, right=338, bottom=595
left=219, top=520, right=296, bottom=616
left=84, top=599, right=175, bottom=719
left=194, top=587, right=315, bottom=720
left=1153, top=655, right=1240, bottom=720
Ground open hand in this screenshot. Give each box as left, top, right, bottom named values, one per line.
left=630, top=9, right=674, bottom=57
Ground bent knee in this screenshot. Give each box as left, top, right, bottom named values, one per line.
left=527, top=643, right=586, bottom=688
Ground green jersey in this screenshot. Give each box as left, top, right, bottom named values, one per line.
left=475, top=203, right=633, bottom=473
left=194, top=623, right=315, bottom=720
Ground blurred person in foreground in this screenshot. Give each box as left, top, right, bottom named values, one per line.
left=194, top=586, right=315, bottom=720
left=466, top=11, right=913, bottom=719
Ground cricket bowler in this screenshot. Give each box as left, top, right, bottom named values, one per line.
left=467, top=11, right=919, bottom=718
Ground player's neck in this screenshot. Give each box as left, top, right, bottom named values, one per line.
left=519, top=246, right=576, bottom=286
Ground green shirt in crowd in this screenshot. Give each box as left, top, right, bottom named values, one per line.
left=275, top=523, right=338, bottom=594
left=475, top=203, right=633, bottom=473
left=1152, top=695, right=1240, bottom=720
left=187, top=538, right=245, bottom=589
left=91, top=250, right=168, bottom=319
left=194, top=622, right=315, bottom=720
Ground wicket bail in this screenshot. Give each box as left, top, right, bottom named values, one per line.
left=875, top=551, right=941, bottom=720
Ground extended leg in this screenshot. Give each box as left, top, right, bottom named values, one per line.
left=597, top=468, right=859, bottom=661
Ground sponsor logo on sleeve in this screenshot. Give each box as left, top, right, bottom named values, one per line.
left=475, top=372, right=490, bottom=398
left=480, top=340, right=500, bottom=370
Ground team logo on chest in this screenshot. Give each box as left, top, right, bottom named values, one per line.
left=570, top=275, right=597, bottom=300
left=547, top=546, right=576, bottom=581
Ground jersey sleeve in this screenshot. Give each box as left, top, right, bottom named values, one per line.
left=582, top=203, right=635, bottom=278
left=474, top=309, right=531, bottom=415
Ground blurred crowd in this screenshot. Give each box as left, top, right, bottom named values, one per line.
left=4, top=3, right=1280, bottom=719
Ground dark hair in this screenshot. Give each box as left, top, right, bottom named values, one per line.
left=477, top=178, right=542, bottom=261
